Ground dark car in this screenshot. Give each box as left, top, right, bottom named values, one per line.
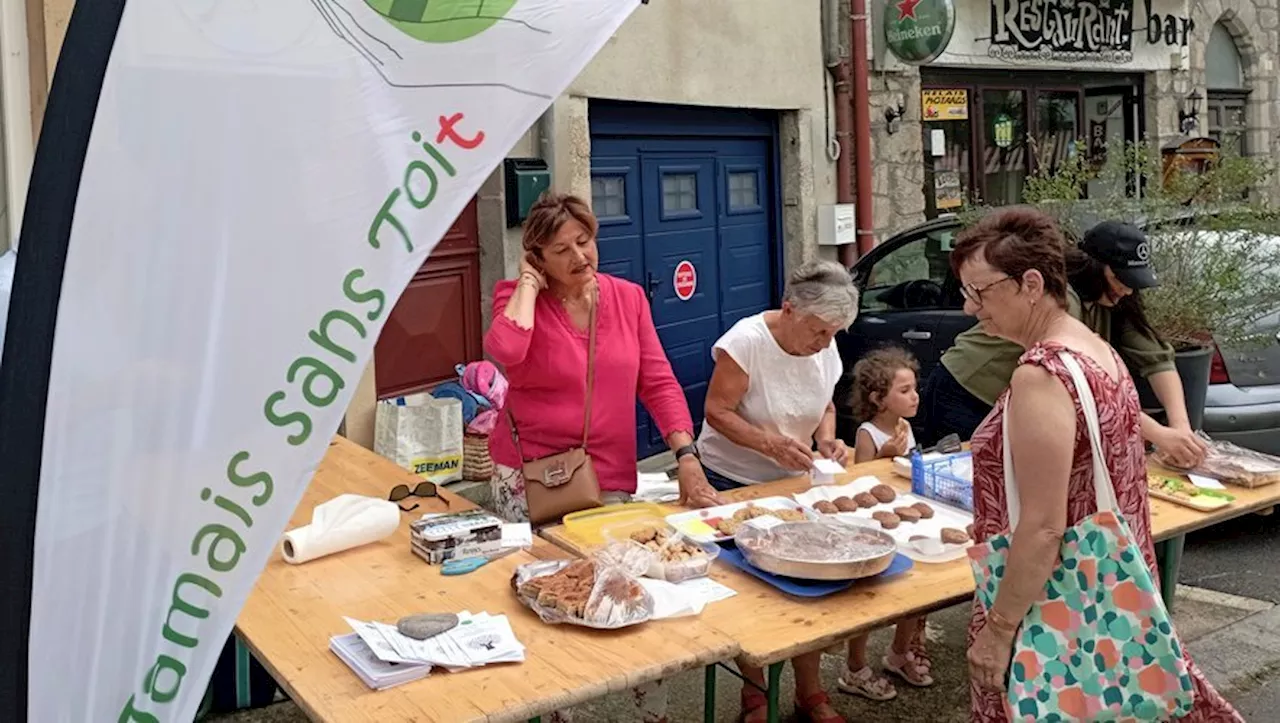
left=833, top=215, right=1280, bottom=455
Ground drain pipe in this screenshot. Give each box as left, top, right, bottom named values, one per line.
left=849, top=0, right=875, bottom=260
left=822, top=0, right=855, bottom=265
left=0, top=0, right=34, bottom=249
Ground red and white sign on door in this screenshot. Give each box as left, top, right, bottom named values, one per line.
left=673, top=260, right=697, bottom=301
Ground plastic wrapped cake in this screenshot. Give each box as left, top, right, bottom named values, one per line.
left=734, top=518, right=897, bottom=580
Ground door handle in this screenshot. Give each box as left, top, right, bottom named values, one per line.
left=646, top=272, right=661, bottom=301
left=902, top=330, right=932, bottom=341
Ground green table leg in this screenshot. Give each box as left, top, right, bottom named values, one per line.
left=766, top=662, right=784, bottom=723
left=1155, top=534, right=1186, bottom=612
left=704, top=664, right=717, bottom=723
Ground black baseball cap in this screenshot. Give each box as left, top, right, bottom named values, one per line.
left=1081, top=221, right=1159, bottom=290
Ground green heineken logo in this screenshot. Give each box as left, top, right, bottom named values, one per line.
left=884, top=0, right=955, bottom=65
left=366, top=0, right=518, bottom=43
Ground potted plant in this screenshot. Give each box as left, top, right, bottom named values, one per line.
left=981, top=139, right=1280, bottom=429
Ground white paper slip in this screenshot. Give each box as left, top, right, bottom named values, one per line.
left=500, top=523, right=533, bottom=548
left=811, top=458, right=847, bottom=484
left=675, top=576, right=737, bottom=605
left=813, top=459, right=845, bottom=474
left=1189, top=474, right=1226, bottom=490
left=639, top=578, right=707, bottom=619
left=636, top=472, right=680, bottom=503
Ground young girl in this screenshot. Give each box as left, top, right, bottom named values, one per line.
left=837, top=347, right=932, bottom=700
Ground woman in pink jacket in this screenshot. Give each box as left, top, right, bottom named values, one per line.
left=484, top=193, right=720, bottom=723
left=485, top=192, right=721, bottom=523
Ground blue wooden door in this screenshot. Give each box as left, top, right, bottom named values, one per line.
left=591, top=107, right=778, bottom=458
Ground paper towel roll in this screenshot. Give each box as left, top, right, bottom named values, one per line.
left=281, top=493, right=400, bottom=564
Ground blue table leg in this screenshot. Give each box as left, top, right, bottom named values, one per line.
left=1155, top=534, right=1186, bottom=612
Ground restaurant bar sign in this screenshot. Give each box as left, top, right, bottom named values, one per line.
left=989, top=0, right=1136, bottom=63
left=885, top=0, right=957, bottom=64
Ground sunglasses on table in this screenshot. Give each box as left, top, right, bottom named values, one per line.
left=388, top=481, right=450, bottom=512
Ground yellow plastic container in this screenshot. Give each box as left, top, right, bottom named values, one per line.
left=561, top=503, right=673, bottom=548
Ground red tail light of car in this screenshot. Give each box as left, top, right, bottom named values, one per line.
left=1210, top=344, right=1232, bottom=385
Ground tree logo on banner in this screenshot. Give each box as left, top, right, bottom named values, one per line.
left=312, top=0, right=554, bottom=97
left=364, top=0, right=518, bottom=43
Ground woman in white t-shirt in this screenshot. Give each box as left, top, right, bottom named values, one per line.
left=696, top=260, right=856, bottom=723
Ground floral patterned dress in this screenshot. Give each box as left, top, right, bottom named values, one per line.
left=967, top=342, right=1243, bottom=723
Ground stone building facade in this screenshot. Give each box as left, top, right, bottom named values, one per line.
left=868, top=0, right=1280, bottom=235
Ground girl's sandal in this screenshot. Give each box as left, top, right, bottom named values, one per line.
left=739, top=688, right=768, bottom=723
left=884, top=649, right=935, bottom=687
left=797, top=692, right=846, bottom=723
left=836, top=666, right=897, bottom=701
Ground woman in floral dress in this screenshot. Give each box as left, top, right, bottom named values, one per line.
left=950, top=209, right=1243, bottom=722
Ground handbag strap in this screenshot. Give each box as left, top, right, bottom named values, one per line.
left=581, top=286, right=598, bottom=448
left=1002, top=349, right=1118, bottom=532
left=506, top=285, right=599, bottom=460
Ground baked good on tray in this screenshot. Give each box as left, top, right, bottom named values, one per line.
left=912, top=501, right=935, bottom=519
left=853, top=492, right=879, bottom=508
left=871, top=511, right=901, bottom=529
left=870, top=484, right=897, bottom=503
left=893, top=506, right=922, bottom=523
left=940, top=527, right=970, bottom=544
left=627, top=525, right=706, bottom=561
left=813, top=500, right=839, bottom=514
left=714, top=504, right=805, bottom=535
left=516, top=559, right=652, bottom=627
left=735, top=520, right=897, bottom=580
left=834, top=496, right=859, bottom=512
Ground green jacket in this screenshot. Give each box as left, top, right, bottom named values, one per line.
left=941, top=288, right=1176, bottom=406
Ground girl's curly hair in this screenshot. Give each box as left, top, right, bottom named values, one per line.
left=850, top=346, right=919, bottom=422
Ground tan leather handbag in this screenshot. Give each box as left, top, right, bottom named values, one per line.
left=507, top=292, right=602, bottom=526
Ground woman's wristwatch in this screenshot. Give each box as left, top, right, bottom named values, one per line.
left=675, top=444, right=700, bottom=464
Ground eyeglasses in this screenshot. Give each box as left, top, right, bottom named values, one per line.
left=960, top=275, right=1016, bottom=307
left=388, top=481, right=449, bottom=512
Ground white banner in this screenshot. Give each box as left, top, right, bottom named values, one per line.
left=20, top=0, right=636, bottom=720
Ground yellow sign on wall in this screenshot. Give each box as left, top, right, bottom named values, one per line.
left=922, top=89, right=969, bottom=121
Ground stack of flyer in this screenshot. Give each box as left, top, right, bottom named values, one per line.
left=332, top=611, right=525, bottom=690
left=329, top=633, right=431, bottom=691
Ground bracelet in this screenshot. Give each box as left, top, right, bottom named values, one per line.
left=518, top=272, right=541, bottom=289
left=987, top=608, right=1020, bottom=635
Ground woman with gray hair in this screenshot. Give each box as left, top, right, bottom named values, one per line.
left=695, top=259, right=858, bottom=723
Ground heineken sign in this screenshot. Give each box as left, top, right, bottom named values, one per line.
left=885, top=0, right=956, bottom=64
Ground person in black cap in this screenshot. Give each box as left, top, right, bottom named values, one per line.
left=1077, top=220, right=1159, bottom=295
left=920, top=220, right=1208, bottom=468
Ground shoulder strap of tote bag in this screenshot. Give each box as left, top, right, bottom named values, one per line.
left=1002, top=350, right=1119, bottom=532
left=506, top=285, right=599, bottom=460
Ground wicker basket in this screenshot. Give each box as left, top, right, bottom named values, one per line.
left=462, top=433, right=494, bottom=482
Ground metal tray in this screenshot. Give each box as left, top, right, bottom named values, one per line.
left=734, top=520, right=897, bottom=581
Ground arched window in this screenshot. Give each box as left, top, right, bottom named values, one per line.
left=1206, top=23, right=1248, bottom=153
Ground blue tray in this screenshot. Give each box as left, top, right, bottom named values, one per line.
left=717, top=545, right=913, bottom=598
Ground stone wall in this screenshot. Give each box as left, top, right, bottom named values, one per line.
left=1189, top=0, right=1280, bottom=200
left=868, top=71, right=929, bottom=239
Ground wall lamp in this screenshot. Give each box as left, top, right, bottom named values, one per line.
left=1179, top=89, right=1202, bottom=135
left=884, top=97, right=906, bottom=135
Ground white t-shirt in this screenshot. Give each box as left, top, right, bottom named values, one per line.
left=857, top=421, right=916, bottom=455
left=697, top=313, right=843, bottom=484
